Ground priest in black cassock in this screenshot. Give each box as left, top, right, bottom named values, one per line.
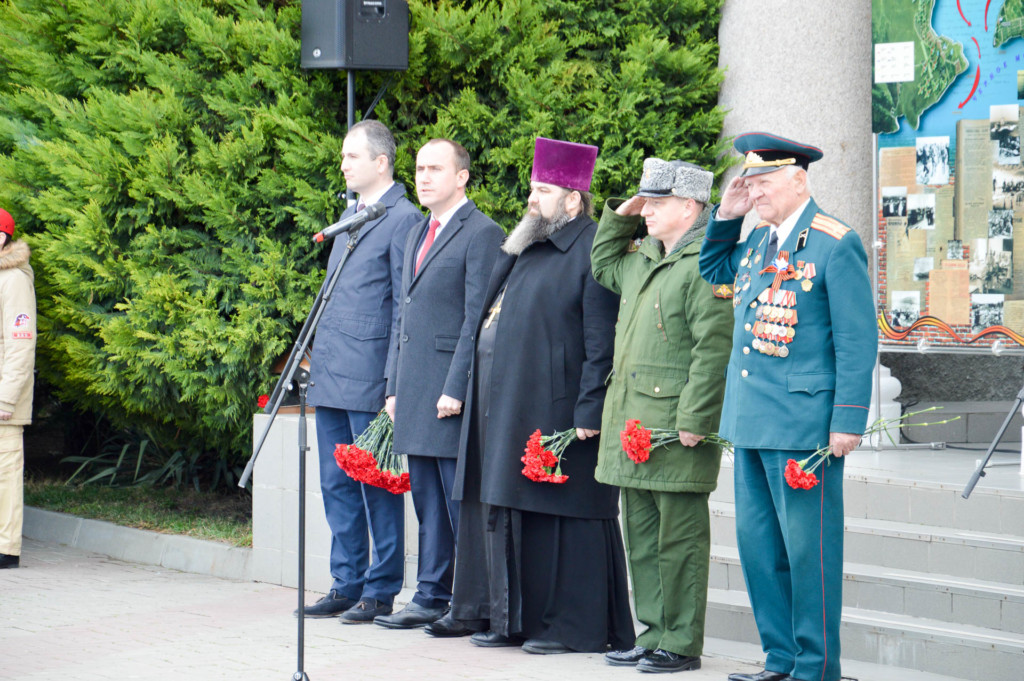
left=442, top=137, right=635, bottom=655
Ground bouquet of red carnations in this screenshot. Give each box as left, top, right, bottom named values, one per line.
left=619, top=419, right=732, bottom=464
left=782, top=406, right=959, bottom=490
left=333, top=410, right=410, bottom=494
left=520, top=428, right=577, bottom=484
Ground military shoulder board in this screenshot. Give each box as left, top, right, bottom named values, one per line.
left=810, top=214, right=850, bottom=240
left=754, top=221, right=771, bottom=231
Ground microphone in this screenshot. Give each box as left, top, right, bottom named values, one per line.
left=313, top=202, right=386, bottom=242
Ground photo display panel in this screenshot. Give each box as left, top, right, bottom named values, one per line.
left=873, top=0, right=1024, bottom=349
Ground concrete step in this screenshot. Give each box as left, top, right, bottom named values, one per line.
left=709, top=544, right=1024, bottom=634
left=709, top=501, right=1024, bottom=584
left=711, top=454, right=1024, bottom=537
left=705, top=588, right=1024, bottom=681
left=704, top=637, right=973, bottom=681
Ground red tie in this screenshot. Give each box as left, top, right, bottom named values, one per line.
left=415, top=219, right=440, bottom=274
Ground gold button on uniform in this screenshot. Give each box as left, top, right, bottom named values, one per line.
left=743, top=347, right=750, bottom=354
left=750, top=302, right=757, bottom=308
left=745, top=323, right=752, bottom=331
left=654, top=386, right=661, bottom=393
left=657, top=323, right=663, bottom=329
left=741, top=369, right=749, bottom=378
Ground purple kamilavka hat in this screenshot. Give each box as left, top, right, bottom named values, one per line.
left=531, top=137, right=599, bottom=192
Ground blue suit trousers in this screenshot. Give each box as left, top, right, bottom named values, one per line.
left=407, top=454, right=460, bottom=608
left=315, top=406, right=405, bottom=603
left=733, top=447, right=844, bottom=681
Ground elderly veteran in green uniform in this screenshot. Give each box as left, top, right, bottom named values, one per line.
left=591, top=159, right=733, bottom=673
left=699, top=132, right=876, bottom=681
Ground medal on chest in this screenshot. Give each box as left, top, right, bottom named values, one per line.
left=750, top=250, right=800, bottom=358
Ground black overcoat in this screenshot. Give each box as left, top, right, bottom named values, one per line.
left=386, top=200, right=503, bottom=457
left=453, top=214, right=621, bottom=519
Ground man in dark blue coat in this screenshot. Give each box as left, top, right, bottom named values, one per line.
left=302, top=120, right=422, bottom=623
left=374, top=139, right=503, bottom=629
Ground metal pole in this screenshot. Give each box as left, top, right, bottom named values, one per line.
left=346, top=71, right=356, bottom=204
left=872, top=133, right=882, bottom=451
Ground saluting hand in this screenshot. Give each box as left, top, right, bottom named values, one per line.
left=716, top=176, right=754, bottom=221
left=615, top=196, right=646, bottom=216
left=437, top=394, right=463, bottom=418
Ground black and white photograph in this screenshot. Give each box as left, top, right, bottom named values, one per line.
left=971, top=293, right=1005, bottom=334
left=947, top=239, right=963, bottom=259
left=882, top=186, right=907, bottom=218
left=913, top=257, right=934, bottom=281
left=916, top=136, right=950, bottom=185
left=992, top=165, right=1024, bottom=210
left=997, top=134, right=1022, bottom=166
left=890, top=290, right=920, bottom=328
left=990, top=104, right=1019, bottom=139
left=969, top=238, right=988, bottom=293
left=983, top=237, right=1014, bottom=294
left=907, top=192, right=935, bottom=231
left=989, top=208, right=1014, bottom=238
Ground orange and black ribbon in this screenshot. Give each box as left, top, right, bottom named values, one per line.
left=759, top=249, right=796, bottom=296
left=878, top=313, right=1024, bottom=346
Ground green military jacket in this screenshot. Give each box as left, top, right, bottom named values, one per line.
left=590, top=200, right=733, bottom=492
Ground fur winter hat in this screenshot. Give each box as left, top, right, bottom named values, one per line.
left=636, top=158, right=713, bottom=203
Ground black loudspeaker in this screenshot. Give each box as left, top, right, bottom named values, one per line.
left=301, top=0, right=409, bottom=71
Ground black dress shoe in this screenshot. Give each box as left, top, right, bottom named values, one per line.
left=424, top=613, right=472, bottom=637
left=605, top=645, right=651, bottom=666
left=0, top=553, right=19, bottom=569
left=469, top=630, right=523, bottom=647
left=636, top=649, right=701, bottom=673
left=521, top=638, right=572, bottom=654
left=727, top=671, right=789, bottom=681
left=374, top=601, right=448, bottom=629
left=294, top=589, right=357, bottom=618
left=340, top=598, right=392, bottom=624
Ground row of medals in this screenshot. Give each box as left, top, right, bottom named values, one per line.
left=751, top=288, right=797, bottom=358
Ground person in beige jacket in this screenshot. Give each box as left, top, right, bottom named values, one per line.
left=0, top=208, right=36, bottom=569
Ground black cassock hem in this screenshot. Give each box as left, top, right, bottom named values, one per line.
left=486, top=506, right=636, bottom=652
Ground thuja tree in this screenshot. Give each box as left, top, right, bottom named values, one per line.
left=0, top=0, right=344, bottom=477
left=0, top=0, right=727, bottom=483
left=386, top=0, right=731, bottom=222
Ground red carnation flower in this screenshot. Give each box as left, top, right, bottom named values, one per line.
left=620, top=419, right=654, bottom=464
left=784, top=458, right=819, bottom=490
left=257, top=394, right=269, bottom=409
left=519, top=428, right=575, bottom=484
left=332, top=411, right=409, bottom=494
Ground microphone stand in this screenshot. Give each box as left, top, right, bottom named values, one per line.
left=239, top=224, right=369, bottom=681
left=962, top=381, right=1024, bottom=499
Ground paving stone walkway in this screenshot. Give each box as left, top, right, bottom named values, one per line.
left=0, top=538, right=763, bottom=681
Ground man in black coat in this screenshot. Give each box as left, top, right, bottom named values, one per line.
left=446, top=137, right=635, bottom=654
left=375, top=139, right=503, bottom=629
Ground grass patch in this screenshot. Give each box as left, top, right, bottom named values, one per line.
left=24, top=477, right=252, bottom=547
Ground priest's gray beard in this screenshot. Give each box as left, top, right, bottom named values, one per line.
left=501, top=203, right=573, bottom=255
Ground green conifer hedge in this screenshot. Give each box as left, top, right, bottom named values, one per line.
left=0, top=0, right=727, bottom=484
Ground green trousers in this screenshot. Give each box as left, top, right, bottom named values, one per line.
left=621, top=487, right=710, bottom=657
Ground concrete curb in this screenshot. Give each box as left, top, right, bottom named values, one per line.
left=22, top=506, right=252, bottom=581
